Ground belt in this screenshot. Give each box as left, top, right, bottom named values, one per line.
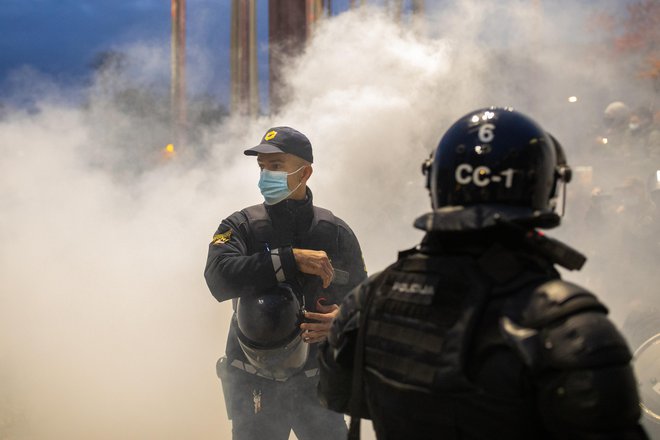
left=228, top=359, right=319, bottom=382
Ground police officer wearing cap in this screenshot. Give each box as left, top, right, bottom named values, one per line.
left=318, top=108, right=648, bottom=439
left=205, top=126, right=367, bottom=440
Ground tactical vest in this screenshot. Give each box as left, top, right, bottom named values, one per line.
left=225, top=203, right=343, bottom=375
left=361, top=252, right=493, bottom=393
left=241, top=204, right=339, bottom=255
left=241, top=203, right=341, bottom=306
left=346, top=243, right=618, bottom=440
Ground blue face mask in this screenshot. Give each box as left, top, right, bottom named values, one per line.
left=258, top=166, right=306, bottom=205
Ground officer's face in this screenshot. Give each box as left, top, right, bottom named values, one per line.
left=257, top=153, right=310, bottom=190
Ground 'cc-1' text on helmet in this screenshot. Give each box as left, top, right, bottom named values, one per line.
left=417, top=107, right=571, bottom=232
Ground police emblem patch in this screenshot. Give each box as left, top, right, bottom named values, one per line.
left=212, top=229, right=232, bottom=245
left=264, top=130, right=277, bottom=141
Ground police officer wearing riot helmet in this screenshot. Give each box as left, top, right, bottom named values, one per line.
left=205, top=126, right=367, bottom=440
left=318, top=108, right=648, bottom=439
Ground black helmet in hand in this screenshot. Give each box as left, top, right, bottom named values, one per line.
left=418, top=107, right=571, bottom=232
left=234, top=283, right=309, bottom=380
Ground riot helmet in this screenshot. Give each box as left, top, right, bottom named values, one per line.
left=603, top=101, right=631, bottom=130
left=418, top=107, right=571, bottom=232
left=234, top=283, right=309, bottom=380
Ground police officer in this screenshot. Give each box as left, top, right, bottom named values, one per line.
left=318, top=108, right=648, bottom=439
left=205, top=126, right=367, bottom=440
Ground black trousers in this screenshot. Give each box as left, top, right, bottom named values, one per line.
left=225, top=365, right=347, bottom=440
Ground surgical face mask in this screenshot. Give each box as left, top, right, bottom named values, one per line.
left=258, top=166, right=306, bottom=205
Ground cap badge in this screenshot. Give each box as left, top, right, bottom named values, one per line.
left=264, top=130, right=277, bottom=141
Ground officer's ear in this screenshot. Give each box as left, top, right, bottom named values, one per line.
left=301, top=164, right=313, bottom=183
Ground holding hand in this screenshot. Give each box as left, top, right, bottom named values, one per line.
left=300, top=301, right=340, bottom=344
left=293, top=248, right=334, bottom=288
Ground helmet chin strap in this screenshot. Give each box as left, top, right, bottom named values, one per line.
left=556, top=179, right=567, bottom=217
left=421, top=154, right=434, bottom=207
left=556, top=164, right=571, bottom=217
left=549, top=134, right=572, bottom=218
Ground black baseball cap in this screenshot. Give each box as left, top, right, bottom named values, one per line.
left=244, top=126, right=314, bottom=163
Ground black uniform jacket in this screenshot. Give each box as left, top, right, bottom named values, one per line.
left=205, top=188, right=367, bottom=368
left=318, top=230, right=647, bottom=440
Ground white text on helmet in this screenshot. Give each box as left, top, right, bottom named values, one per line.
left=455, top=164, right=515, bottom=188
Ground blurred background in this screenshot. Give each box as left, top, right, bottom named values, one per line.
left=0, top=0, right=658, bottom=438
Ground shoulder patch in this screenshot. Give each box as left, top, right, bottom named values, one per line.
left=212, top=229, right=232, bottom=245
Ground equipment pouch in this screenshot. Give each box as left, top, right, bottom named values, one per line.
left=216, top=356, right=234, bottom=420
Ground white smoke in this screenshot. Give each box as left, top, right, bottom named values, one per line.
left=1, top=1, right=656, bottom=439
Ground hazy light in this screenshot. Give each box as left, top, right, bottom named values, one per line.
left=1, top=2, right=655, bottom=439
left=162, top=143, right=176, bottom=160
left=568, top=96, right=578, bottom=103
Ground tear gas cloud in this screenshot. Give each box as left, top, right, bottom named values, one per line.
left=1, top=1, right=657, bottom=439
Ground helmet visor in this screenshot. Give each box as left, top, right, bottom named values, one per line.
left=238, top=332, right=309, bottom=380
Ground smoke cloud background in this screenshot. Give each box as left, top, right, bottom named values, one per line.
left=1, top=1, right=656, bottom=439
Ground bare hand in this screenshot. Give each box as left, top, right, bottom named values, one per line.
left=292, top=248, right=334, bottom=288
left=300, top=303, right=340, bottom=344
